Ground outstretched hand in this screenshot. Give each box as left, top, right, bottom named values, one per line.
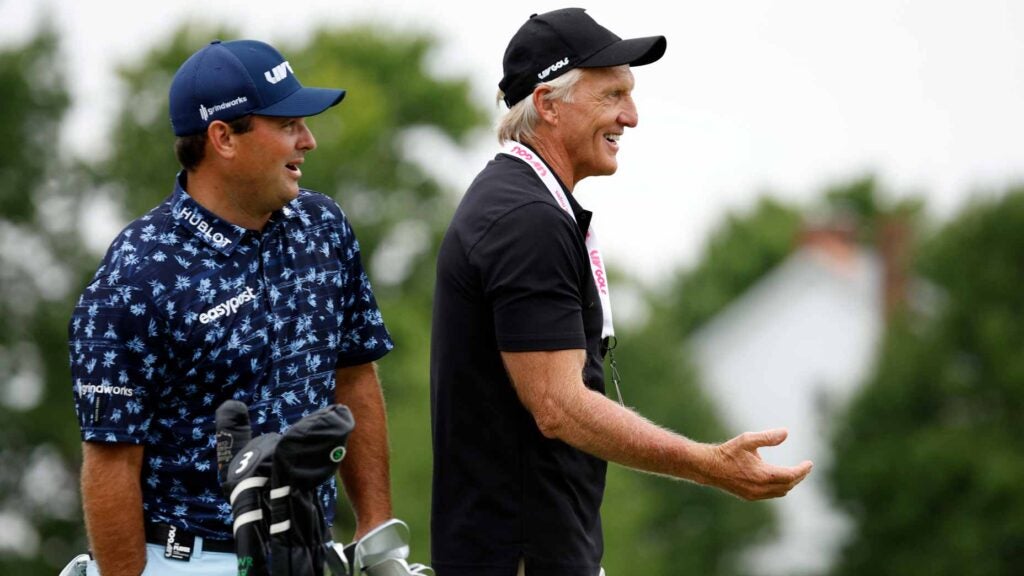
left=702, top=428, right=813, bottom=500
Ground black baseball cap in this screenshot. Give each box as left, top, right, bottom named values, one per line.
left=169, top=39, right=346, bottom=137
left=498, top=8, right=666, bottom=108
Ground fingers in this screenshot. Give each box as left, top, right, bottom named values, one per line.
left=751, top=460, right=814, bottom=499
left=716, top=430, right=814, bottom=500
left=766, top=460, right=814, bottom=486
left=740, top=428, right=788, bottom=449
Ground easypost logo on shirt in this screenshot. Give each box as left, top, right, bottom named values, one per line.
left=199, top=287, right=258, bottom=325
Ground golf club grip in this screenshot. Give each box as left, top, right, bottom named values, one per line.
left=215, top=399, right=252, bottom=484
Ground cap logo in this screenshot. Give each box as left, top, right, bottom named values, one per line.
left=198, top=96, right=249, bottom=123
left=264, top=61, right=294, bottom=85
left=537, top=57, right=570, bottom=80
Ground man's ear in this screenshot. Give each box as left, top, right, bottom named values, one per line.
left=533, top=87, right=559, bottom=126
left=206, top=120, right=237, bottom=159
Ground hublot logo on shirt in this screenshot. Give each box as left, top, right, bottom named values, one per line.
left=175, top=206, right=233, bottom=248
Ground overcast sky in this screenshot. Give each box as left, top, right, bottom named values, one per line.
left=5, top=0, right=1024, bottom=282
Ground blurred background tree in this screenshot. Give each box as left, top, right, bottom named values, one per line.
left=0, top=21, right=98, bottom=576
left=828, top=187, right=1024, bottom=576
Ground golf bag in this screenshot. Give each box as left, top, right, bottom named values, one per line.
left=217, top=400, right=283, bottom=576
left=215, top=400, right=432, bottom=576
left=217, top=400, right=353, bottom=576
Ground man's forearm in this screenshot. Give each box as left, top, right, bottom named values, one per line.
left=335, top=363, right=392, bottom=539
left=505, top=349, right=812, bottom=500
left=539, top=377, right=712, bottom=482
left=81, top=442, right=147, bottom=576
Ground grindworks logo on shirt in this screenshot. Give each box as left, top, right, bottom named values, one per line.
left=199, top=287, right=257, bottom=325
left=77, top=379, right=134, bottom=397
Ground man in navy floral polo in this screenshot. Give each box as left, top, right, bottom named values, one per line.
left=68, top=39, right=394, bottom=576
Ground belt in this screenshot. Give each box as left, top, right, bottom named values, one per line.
left=145, top=522, right=235, bottom=556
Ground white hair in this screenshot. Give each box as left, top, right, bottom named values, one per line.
left=496, top=68, right=584, bottom=145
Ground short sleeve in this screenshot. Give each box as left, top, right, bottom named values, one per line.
left=473, top=202, right=588, bottom=352
left=332, top=212, right=394, bottom=367
left=68, top=276, right=169, bottom=444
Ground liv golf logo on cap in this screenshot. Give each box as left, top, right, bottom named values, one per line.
left=264, top=61, right=294, bottom=84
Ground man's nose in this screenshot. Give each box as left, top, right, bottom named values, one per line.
left=298, top=120, right=317, bottom=151
left=619, top=97, right=638, bottom=128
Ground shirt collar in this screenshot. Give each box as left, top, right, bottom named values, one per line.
left=170, top=172, right=308, bottom=252
left=564, top=187, right=593, bottom=234
left=268, top=196, right=305, bottom=227
left=170, top=172, right=248, bottom=255
left=504, top=144, right=593, bottom=234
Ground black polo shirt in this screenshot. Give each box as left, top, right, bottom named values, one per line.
left=431, top=150, right=607, bottom=576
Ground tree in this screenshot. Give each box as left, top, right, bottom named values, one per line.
left=0, top=22, right=97, bottom=576
left=828, top=186, right=1024, bottom=575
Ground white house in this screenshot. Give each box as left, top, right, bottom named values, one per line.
left=687, top=222, right=908, bottom=575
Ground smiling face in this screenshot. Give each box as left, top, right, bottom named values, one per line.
left=555, top=66, right=638, bottom=183
left=231, top=115, right=317, bottom=213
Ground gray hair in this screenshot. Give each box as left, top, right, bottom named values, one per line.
left=496, top=68, right=584, bottom=145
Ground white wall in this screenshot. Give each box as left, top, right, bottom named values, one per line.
left=689, top=246, right=884, bottom=575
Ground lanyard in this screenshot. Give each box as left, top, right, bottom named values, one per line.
left=499, top=142, right=625, bottom=404
left=500, top=141, right=615, bottom=340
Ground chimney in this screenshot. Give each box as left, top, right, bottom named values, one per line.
left=798, top=212, right=860, bottom=272
left=877, top=217, right=910, bottom=321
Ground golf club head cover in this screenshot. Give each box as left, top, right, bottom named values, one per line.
left=216, top=399, right=253, bottom=485
left=222, top=430, right=281, bottom=576
left=270, top=404, right=355, bottom=576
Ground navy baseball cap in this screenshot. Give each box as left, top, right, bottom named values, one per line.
left=498, top=8, right=666, bottom=108
left=169, top=39, right=346, bottom=136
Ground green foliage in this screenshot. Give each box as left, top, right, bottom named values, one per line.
left=0, top=24, right=68, bottom=223
left=0, top=23, right=94, bottom=576
left=828, top=186, right=1024, bottom=575
left=657, top=197, right=803, bottom=338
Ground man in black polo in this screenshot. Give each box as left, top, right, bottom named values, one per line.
left=430, top=8, right=814, bottom=576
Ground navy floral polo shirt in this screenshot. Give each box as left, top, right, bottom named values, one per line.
left=68, top=172, right=393, bottom=539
